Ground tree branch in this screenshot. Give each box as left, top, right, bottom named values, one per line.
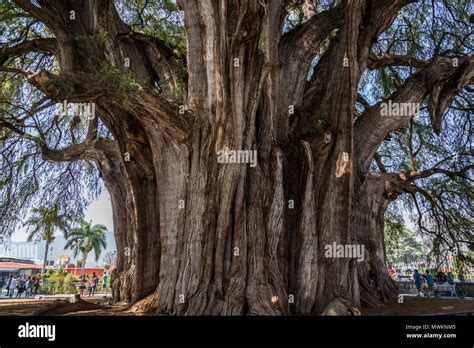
left=41, top=138, right=118, bottom=164
left=356, top=0, right=418, bottom=71
left=373, top=153, right=387, bottom=173
left=428, top=54, right=474, bottom=134
left=0, top=38, right=58, bottom=65
left=12, top=0, right=61, bottom=33
left=280, top=3, right=345, bottom=56
left=368, top=54, right=430, bottom=69
left=0, top=66, right=33, bottom=76
left=402, top=164, right=474, bottom=182
left=117, top=32, right=185, bottom=94
left=0, top=119, right=26, bottom=137
left=355, top=56, right=465, bottom=171
left=357, top=93, right=371, bottom=109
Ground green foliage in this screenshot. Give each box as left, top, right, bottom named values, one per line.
left=50, top=79, right=76, bottom=98
left=97, top=62, right=143, bottom=97
left=452, top=251, right=473, bottom=278
left=169, top=78, right=184, bottom=104
left=385, top=218, right=428, bottom=265
left=22, top=205, right=72, bottom=271
left=115, top=0, right=186, bottom=55
left=364, top=0, right=474, bottom=263
left=456, top=286, right=466, bottom=298
left=23, top=204, right=71, bottom=244
left=76, top=259, right=84, bottom=268
left=75, top=33, right=110, bottom=51
left=0, top=0, right=472, bottom=273
left=64, top=220, right=108, bottom=263
left=40, top=269, right=77, bottom=295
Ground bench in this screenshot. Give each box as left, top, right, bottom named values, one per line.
left=434, top=283, right=457, bottom=296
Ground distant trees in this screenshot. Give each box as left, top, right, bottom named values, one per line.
left=64, top=220, right=107, bottom=275
left=385, top=220, right=428, bottom=266
left=102, top=251, right=117, bottom=268
left=23, top=205, right=70, bottom=273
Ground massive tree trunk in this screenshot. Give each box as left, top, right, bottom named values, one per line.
left=7, top=0, right=471, bottom=315
left=353, top=174, right=398, bottom=307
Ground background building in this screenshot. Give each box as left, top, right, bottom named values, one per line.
left=0, top=257, right=42, bottom=278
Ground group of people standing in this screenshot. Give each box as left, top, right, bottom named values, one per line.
left=0, top=271, right=109, bottom=299
left=0, top=274, right=41, bottom=298
left=413, top=269, right=455, bottom=295
left=77, top=272, right=106, bottom=297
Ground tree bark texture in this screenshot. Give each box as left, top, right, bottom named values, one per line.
left=7, top=0, right=472, bottom=315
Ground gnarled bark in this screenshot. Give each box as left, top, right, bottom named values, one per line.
left=4, top=0, right=472, bottom=315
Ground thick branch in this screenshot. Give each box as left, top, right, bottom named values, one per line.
left=357, top=93, right=371, bottom=109
left=355, top=56, right=464, bottom=171
left=368, top=54, right=430, bottom=69
left=42, top=138, right=117, bottom=163
left=401, top=165, right=474, bottom=182
left=118, top=32, right=184, bottom=94
left=373, top=153, right=387, bottom=173
left=302, top=0, right=413, bottom=111
left=356, top=0, right=418, bottom=71
left=428, top=54, right=474, bottom=134
left=12, top=0, right=61, bottom=34
left=0, top=38, right=58, bottom=65
left=281, top=3, right=345, bottom=56
left=0, top=119, right=26, bottom=137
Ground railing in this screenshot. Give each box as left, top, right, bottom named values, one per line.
left=397, top=280, right=474, bottom=297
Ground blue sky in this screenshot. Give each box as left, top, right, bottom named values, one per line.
left=10, top=185, right=113, bottom=243
left=2, top=186, right=115, bottom=266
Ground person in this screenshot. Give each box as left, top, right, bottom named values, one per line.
left=25, top=276, right=33, bottom=298
left=33, top=277, right=41, bottom=296
left=78, top=275, right=86, bottom=297
left=16, top=276, right=26, bottom=298
left=102, top=272, right=108, bottom=292
left=414, top=269, right=422, bottom=296
left=6, top=274, right=13, bottom=297
left=423, top=270, right=434, bottom=295
left=89, top=273, right=98, bottom=296
left=446, top=272, right=455, bottom=285
left=86, top=275, right=92, bottom=296
left=9, top=276, right=17, bottom=298
left=436, top=271, right=446, bottom=284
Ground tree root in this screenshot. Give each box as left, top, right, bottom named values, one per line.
left=30, top=294, right=109, bottom=316
left=321, top=298, right=361, bottom=316
left=129, top=293, right=157, bottom=314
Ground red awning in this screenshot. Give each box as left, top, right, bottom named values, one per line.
left=0, top=261, right=42, bottom=270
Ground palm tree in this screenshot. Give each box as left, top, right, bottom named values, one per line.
left=23, top=204, right=71, bottom=273
left=64, top=220, right=107, bottom=276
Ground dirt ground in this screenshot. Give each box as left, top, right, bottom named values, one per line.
left=0, top=297, right=132, bottom=316
left=362, top=297, right=474, bottom=315
left=0, top=296, right=473, bottom=316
